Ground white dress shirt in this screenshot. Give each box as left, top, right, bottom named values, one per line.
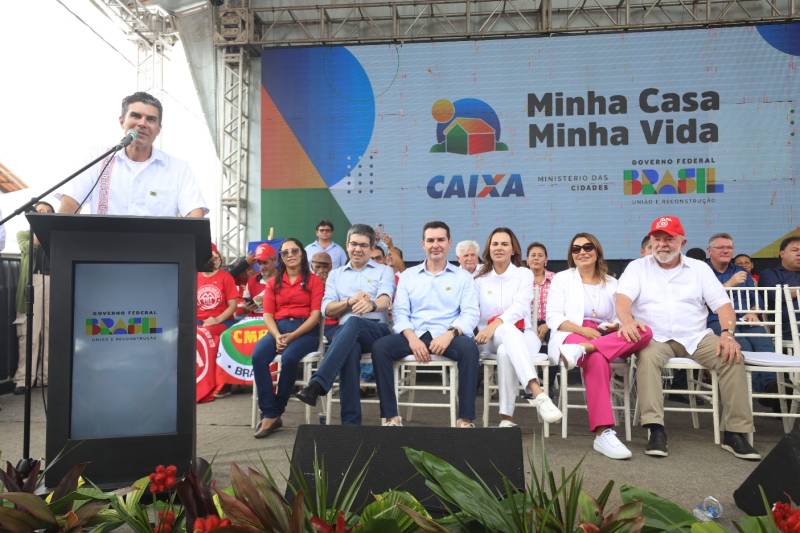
left=392, top=261, right=479, bottom=338
left=474, top=263, right=534, bottom=329
left=61, top=148, right=208, bottom=217
left=616, top=254, right=730, bottom=354
left=321, top=259, right=395, bottom=324
left=305, top=241, right=348, bottom=269
left=546, top=268, right=618, bottom=364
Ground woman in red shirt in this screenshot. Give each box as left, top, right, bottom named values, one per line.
left=253, top=238, right=323, bottom=438
left=196, top=244, right=239, bottom=336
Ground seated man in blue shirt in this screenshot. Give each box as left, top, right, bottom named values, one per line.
left=759, top=235, right=800, bottom=341
left=706, top=233, right=776, bottom=392
left=371, top=221, right=480, bottom=428
left=293, top=224, right=395, bottom=424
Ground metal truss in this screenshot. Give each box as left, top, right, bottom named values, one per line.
left=217, top=47, right=251, bottom=260
left=212, top=0, right=799, bottom=47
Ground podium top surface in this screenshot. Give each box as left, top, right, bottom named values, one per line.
left=27, top=213, right=212, bottom=268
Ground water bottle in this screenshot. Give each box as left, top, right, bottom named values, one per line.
left=318, top=412, right=327, bottom=425
left=693, top=496, right=723, bottom=522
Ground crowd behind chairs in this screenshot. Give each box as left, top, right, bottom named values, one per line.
left=197, top=217, right=800, bottom=462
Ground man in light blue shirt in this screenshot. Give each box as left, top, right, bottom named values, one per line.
left=372, top=221, right=480, bottom=427
left=304, top=219, right=348, bottom=268
left=294, top=224, right=394, bottom=424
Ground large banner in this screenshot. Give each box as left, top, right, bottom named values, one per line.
left=261, top=23, right=800, bottom=259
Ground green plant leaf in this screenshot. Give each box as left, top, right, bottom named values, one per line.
left=690, top=522, right=727, bottom=533
left=619, top=484, right=695, bottom=532
left=0, top=492, right=57, bottom=525
left=578, top=491, right=602, bottom=526
left=734, top=515, right=781, bottom=533
left=396, top=503, right=451, bottom=533
left=404, top=447, right=509, bottom=531
left=0, top=506, right=47, bottom=532
left=359, top=490, right=429, bottom=533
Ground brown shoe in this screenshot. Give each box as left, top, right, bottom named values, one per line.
left=254, top=417, right=282, bottom=439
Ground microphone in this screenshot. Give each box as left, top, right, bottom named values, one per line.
left=116, top=129, right=138, bottom=149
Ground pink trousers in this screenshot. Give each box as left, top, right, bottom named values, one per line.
left=564, top=320, right=653, bottom=432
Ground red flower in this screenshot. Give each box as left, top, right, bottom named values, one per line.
left=310, top=511, right=353, bottom=533
left=149, top=465, right=179, bottom=494
left=773, top=501, right=800, bottom=533
left=153, top=510, right=176, bottom=533
left=193, top=515, right=231, bottom=533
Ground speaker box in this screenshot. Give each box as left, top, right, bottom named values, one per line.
left=287, top=425, right=524, bottom=515
left=734, top=430, right=800, bottom=515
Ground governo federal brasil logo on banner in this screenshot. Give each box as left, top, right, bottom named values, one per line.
left=428, top=97, right=523, bottom=199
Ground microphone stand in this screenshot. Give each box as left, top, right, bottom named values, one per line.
left=0, top=140, right=129, bottom=475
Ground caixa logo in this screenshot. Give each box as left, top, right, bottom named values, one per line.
left=427, top=174, right=524, bottom=199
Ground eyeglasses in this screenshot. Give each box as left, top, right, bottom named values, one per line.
left=571, top=243, right=596, bottom=254
left=348, top=241, right=371, bottom=249
left=280, top=248, right=302, bottom=257
left=317, top=227, right=332, bottom=233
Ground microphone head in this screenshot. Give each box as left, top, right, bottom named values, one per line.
left=126, top=129, right=139, bottom=141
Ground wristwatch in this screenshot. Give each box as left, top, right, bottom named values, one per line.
left=722, top=329, right=736, bottom=339
left=370, top=301, right=378, bottom=312
left=447, top=326, right=462, bottom=336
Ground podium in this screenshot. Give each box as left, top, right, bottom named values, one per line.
left=28, top=213, right=211, bottom=488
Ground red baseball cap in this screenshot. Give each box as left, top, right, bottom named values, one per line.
left=254, top=243, right=276, bottom=261
left=647, top=215, right=685, bottom=237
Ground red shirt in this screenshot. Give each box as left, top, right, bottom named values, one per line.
left=264, top=272, right=323, bottom=320
left=196, top=270, right=239, bottom=320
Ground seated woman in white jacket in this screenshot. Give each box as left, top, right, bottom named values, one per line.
left=475, top=227, right=562, bottom=427
left=546, top=232, right=653, bottom=459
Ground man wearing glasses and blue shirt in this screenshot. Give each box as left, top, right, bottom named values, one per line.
left=371, top=220, right=480, bottom=428
left=294, top=224, right=394, bottom=424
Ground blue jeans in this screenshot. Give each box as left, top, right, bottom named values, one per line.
left=371, top=332, right=480, bottom=421
left=252, top=318, right=319, bottom=418
left=709, top=321, right=776, bottom=392
left=310, top=317, right=390, bottom=425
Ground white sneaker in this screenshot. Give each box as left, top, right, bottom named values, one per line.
left=593, top=428, right=632, bottom=460
left=529, top=392, right=563, bottom=423
left=560, top=344, right=586, bottom=370
left=498, top=419, right=518, bottom=428
left=382, top=417, right=403, bottom=427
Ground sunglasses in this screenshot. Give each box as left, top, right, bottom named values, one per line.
left=280, top=248, right=302, bottom=257
left=571, top=243, right=596, bottom=254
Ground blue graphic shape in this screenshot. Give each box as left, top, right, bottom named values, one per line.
left=435, top=98, right=502, bottom=143
left=262, top=47, right=375, bottom=188
left=757, top=23, right=800, bottom=56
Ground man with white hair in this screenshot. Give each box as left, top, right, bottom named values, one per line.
left=615, top=215, right=759, bottom=461
left=456, top=240, right=480, bottom=275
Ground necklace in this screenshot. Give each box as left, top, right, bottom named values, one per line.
left=583, top=283, right=601, bottom=318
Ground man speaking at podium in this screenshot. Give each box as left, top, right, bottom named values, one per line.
left=57, top=92, right=208, bottom=217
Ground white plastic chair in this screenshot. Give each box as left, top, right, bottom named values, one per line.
left=480, top=355, right=554, bottom=437
left=393, top=355, right=459, bottom=427
left=739, top=285, right=800, bottom=435
left=560, top=358, right=633, bottom=441
left=323, top=353, right=381, bottom=423
left=250, top=323, right=325, bottom=428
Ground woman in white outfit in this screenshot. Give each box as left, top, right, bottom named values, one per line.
left=474, top=227, right=563, bottom=427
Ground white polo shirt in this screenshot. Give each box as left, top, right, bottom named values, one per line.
left=616, top=254, right=730, bottom=353
left=61, top=148, right=208, bottom=217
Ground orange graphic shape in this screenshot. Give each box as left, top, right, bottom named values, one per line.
left=261, top=87, right=326, bottom=189
left=753, top=226, right=800, bottom=258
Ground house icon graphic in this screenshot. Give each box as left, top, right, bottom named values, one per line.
left=430, top=98, right=508, bottom=155
left=444, top=118, right=495, bottom=155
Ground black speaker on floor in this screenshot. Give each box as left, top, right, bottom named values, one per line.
left=734, top=430, right=800, bottom=515
left=287, top=425, right=524, bottom=516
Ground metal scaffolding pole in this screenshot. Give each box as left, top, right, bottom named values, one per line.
left=217, top=47, right=251, bottom=260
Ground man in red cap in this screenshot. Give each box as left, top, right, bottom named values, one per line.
left=241, top=243, right=277, bottom=317
left=615, top=215, right=759, bottom=461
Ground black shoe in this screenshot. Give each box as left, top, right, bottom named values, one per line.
left=645, top=426, right=669, bottom=457
left=294, top=382, right=324, bottom=407
left=253, top=417, right=282, bottom=439
left=13, top=386, right=24, bottom=395
left=721, top=432, right=761, bottom=461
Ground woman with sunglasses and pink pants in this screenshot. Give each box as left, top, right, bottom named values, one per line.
left=546, top=232, right=653, bottom=460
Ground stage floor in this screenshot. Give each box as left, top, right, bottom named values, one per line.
left=0, top=386, right=788, bottom=528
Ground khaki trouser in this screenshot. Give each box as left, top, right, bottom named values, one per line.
left=637, top=333, right=753, bottom=433
left=13, top=274, right=50, bottom=387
